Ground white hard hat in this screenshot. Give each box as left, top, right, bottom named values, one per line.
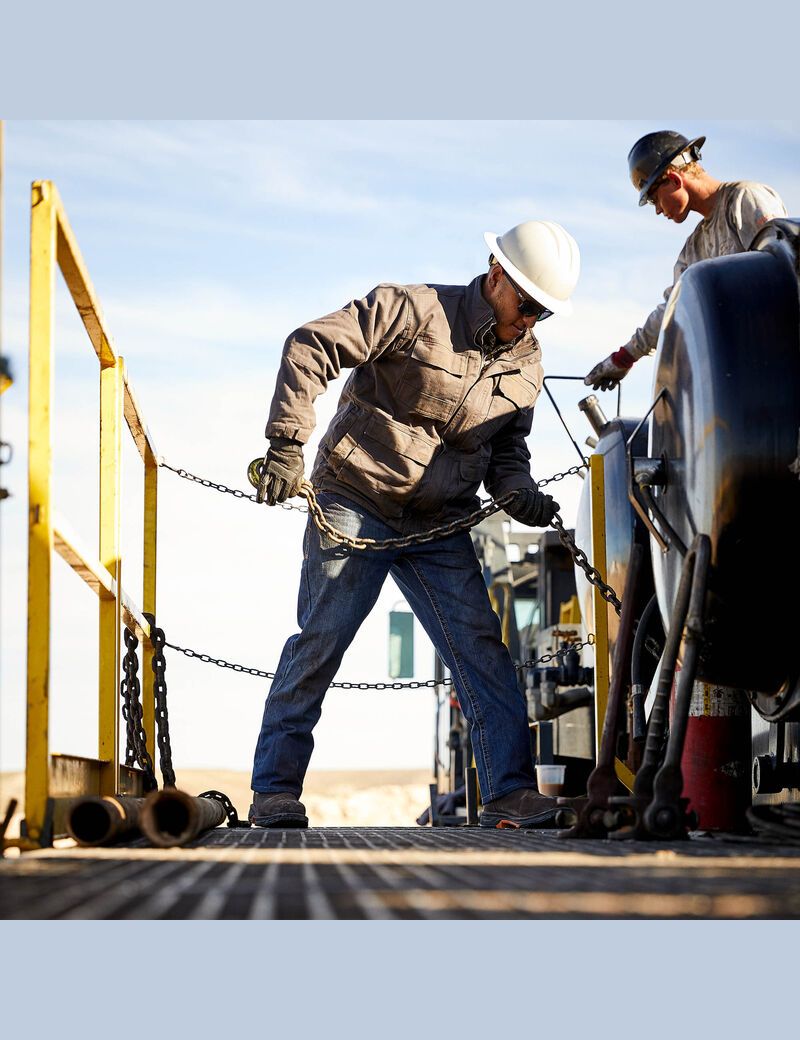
left=483, top=220, right=580, bottom=316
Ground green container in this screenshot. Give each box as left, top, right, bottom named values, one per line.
left=388, top=610, right=414, bottom=678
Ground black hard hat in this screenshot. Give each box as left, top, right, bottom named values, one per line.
left=628, top=131, right=706, bottom=206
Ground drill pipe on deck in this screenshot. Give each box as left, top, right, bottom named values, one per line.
left=140, top=788, right=227, bottom=847
left=66, top=796, right=146, bottom=846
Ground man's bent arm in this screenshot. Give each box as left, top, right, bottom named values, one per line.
left=484, top=408, right=537, bottom=500
left=622, top=251, right=690, bottom=361
left=266, top=285, right=410, bottom=443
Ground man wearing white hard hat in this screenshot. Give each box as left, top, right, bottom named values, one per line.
left=584, top=130, right=786, bottom=391
left=248, top=220, right=581, bottom=829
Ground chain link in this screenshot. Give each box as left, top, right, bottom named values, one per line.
left=160, top=461, right=308, bottom=513
left=198, top=789, right=251, bottom=828
left=535, top=463, right=589, bottom=488
left=144, top=614, right=176, bottom=788
left=164, top=634, right=598, bottom=689
left=517, top=634, right=596, bottom=670
left=160, top=459, right=586, bottom=514
left=160, top=456, right=624, bottom=673
left=162, top=458, right=616, bottom=601
left=301, top=481, right=522, bottom=551
left=550, top=514, right=623, bottom=616
left=120, top=629, right=158, bottom=792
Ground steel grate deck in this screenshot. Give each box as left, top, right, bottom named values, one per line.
left=3, top=827, right=800, bottom=920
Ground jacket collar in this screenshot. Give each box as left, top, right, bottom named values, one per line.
left=464, top=275, right=497, bottom=350
left=464, top=274, right=538, bottom=357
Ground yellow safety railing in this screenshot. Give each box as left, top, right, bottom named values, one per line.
left=588, top=453, right=635, bottom=792
left=21, top=180, right=159, bottom=848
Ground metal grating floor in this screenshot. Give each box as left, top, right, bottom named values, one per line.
left=3, top=827, right=800, bottom=920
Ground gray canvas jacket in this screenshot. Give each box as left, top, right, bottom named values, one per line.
left=265, top=276, right=542, bottom=533
left=625, top=181, right=787, bottom=360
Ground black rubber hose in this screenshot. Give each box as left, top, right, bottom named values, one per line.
left=630, top=593, right=661, bottom=742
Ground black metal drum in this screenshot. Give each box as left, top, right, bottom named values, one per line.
left=646, top=221, right=800, bottom=703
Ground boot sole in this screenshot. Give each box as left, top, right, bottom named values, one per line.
left=479, top=808, right=558, bottom=829
left=249, top=812, right=309, bottom=829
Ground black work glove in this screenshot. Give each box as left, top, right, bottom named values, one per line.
left=256, top=437, right=305, bottom=505
left=506, top=486, right=560, bottom=528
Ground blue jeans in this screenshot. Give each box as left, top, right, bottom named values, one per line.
left=251, top=493, right=535, bottom=803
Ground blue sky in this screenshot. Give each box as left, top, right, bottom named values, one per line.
left=1, top=119, right=798, bottom=775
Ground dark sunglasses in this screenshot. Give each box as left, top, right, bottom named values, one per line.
left=646, top=174, right=671, bottom=206
left=503, top=270, right=553, bottom=321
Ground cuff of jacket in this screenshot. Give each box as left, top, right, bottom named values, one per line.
left=610, top=347, right=636, bottom=370
left=622, top=336, right=656, bottom=362
left=484, top=473, right=536, bottom=500
left=265, top=421, right=310, bottom=445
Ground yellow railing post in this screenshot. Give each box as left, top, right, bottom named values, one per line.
left=98, top=353, right=123, bottom=794
left=25, top=181, right=57, bottom=841
left=142, top=437, right=158, bottom=750
left=20, top=180, right=160, bottom=846
left=589, top=453, right=610, bottom=762
left=588, top=452, right=635, bottom=792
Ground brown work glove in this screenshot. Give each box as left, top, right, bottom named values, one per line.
left=256, top=437, right=305, bottom=505
left=507, top=486, right=560, bottom=528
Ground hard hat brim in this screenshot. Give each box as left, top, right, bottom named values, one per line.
left=484, top=231, right=573, bottom=316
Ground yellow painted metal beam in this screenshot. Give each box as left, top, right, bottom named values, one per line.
left=142, top=443, right=158, bottom=750
left=51, top=184, right=117, bottom=368
left=615, top=758, right=636, bottom=792
left=123, top=364, right=159, bottom=462
left=121, top=591, right=151, bottom=643
left=589, top=454, right=610, bottom=763
left=26, top=181, right=57, bottom=842
left=53, top=516, right=116, bottom=599
left=98, top=356, right=123, bottom=794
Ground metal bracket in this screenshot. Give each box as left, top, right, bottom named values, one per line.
left=542, top=375, right=591, bottom=468
left=626, top=389, right=688, bottom=556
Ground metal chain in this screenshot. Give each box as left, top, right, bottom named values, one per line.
left=536, top=464, right=589, bottom=488
left=159, top=455, right=624, bottom=669
left=301, top=481, right=521, bottom=551
left=120, top=629, right=158, bottom=792
left=144, top=614, right=176, bottom=788
left=160, top=459, right=586, bottom=514
left=163, top=639, right=450, bottom=688
left=161, top=458, right=620, bottom=599
left=198, top=789, right=251, bottom=828
left=160, top=461, right=308, bottom=513
left=517, top=635, right=596, bottom=670
left=550, top=514, right=623, bottom=616
left=163, top=634, right=598, bottom=689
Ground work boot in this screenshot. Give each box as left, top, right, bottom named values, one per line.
left=479, top=787, right=559, bottom=829
left=249, top=792, right=309, bottom=828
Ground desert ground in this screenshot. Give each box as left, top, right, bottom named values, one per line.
left=0, top=768, right=435, bottom=837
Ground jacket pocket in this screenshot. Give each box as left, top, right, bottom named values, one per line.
left=323, top=403, right=363, bottom=471
left=488, top=369, right=539, bottom=416
left=335, top=413, right=438, bottom=510
left=397, top=337, right=469, bottom=421
left=411, top=446, right=489, bottom=514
